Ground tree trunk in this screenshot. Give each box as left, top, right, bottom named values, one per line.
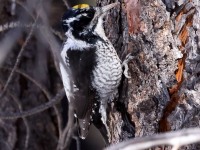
left=97, top=0, right=200, bottom=149
left=0, top=0, right=199, bottom=150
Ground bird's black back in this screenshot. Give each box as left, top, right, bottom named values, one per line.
left=66, top=47, right=97, bottom=118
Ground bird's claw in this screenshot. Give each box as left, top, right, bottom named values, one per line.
left=122, top=53, right=134, bottom=78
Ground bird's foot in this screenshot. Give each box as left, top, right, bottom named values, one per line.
left=122, top=53, right=134, bottom=78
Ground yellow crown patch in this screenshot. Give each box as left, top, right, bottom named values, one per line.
left=72, top=4, right=90, bottom=9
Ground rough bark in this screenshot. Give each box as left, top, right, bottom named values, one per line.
left=0, top=0, right=199, bottom=150
left=97, top=0, right=200, bottom=149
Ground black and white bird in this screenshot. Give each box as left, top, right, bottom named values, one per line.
left=60, top=2, right=123, bottom=139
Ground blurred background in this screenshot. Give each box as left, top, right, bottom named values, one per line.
left=0, top=0, right=107, bottom=150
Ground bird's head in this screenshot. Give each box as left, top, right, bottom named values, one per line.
left=62, top=3, right=119, bottom=41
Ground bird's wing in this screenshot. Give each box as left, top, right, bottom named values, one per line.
left=60, top=47, right=96, bottom=119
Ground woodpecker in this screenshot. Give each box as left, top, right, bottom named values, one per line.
left=60, top=2, right=122, bottom=139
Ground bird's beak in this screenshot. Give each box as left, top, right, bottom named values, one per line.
left=95, top=2, right=119, bottom=17
left=88, top=2, right=119, bottom=29
left=100, top=2, right=119, bottom=14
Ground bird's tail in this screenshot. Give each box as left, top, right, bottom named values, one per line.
left=77, top=111, right=92, bottom=139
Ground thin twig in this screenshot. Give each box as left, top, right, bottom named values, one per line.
left=0, top=140, right=12, bottom=150
left=38, top=3, right=77, bottom=150
left=0, top=66, right=63, bottom=137
left=34, top=3, right=64, bottom=138
left=38, top=8, right=76, bottom=150
left=64, top=106, right=76, bottom=149
left=11, top=0, right=16, bottom=16
left=16, top=0, right=64, bottom=40
left=62, top=0, right=70, bottom=8
left=0, top=22, right=64, bottom=40
left=57, top=105, right=75, bottom=150
left=1, top=67, right=53, bottom=98
left=15, top=0, right=66, bottom=144
left=1, top=0, right=63, bottom=137
left=0, top=79, right=30, bottom=149
left=16, top=0, right=35, bottom=19
left=0, top=89, right=65, bottom=119
left=73, top=136, right=81, bottom=150
left=51, top=28, right=64, bottom=40
left=106, top=128, right=200, bottom=150
left=38, top=5, right=74, bottom=92
left=0, top=15, right=38, bottom=99
left=2, top=1, right=67, bottom=148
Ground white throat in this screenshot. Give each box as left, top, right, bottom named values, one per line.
left=63, top=31, right=91, bottom=51
left=94, top=17, right=108, bottom=41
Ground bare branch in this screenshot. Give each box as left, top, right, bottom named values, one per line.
left=14, top=0, right=65, bottom=140
left=0, top=21, right=64, bottom=41
left=0, top=140, right=12, bottom=150
left=62, top=0, right=70, bottom=8
left=106, top=128, right=200, bottom=150
left=51, top=28, right=64, bottom=41
left=0, top=16, right=38, bottom=99
left=57, top=105, right=75, bottom=150
left=0, top=79, right=30, bottom=148
left=16, top=0, right=64, bottom=40
left=0, top=89, right=65, bottom=119
left=11, top=0, right=16, bottom=16
left=0, top=66, right=63, bottom=137
left=73, top=136, right=81, bottom=150
left=16, top=0, right=35, bottom=19
left=64, top=105, right=76, bottom=149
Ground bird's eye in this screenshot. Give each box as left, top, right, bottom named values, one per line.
left=82, top=13, right=87, bottom=17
